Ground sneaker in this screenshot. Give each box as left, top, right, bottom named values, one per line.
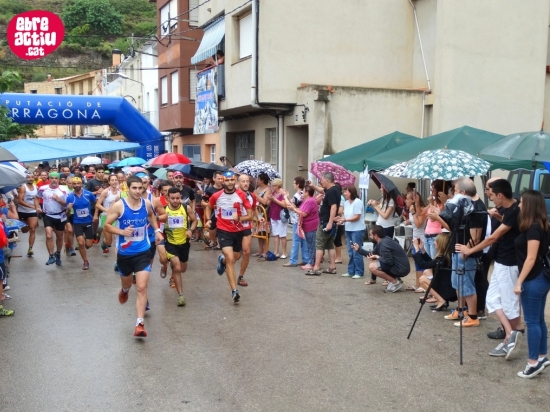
left=46, top=255, right=56, bottom=265
left=93, top=237, right=99, bottom=245
left=487, top=326, right=506, bottom=340
left=160, top=265, right=167, bottom=278
left=352, top=275, right=364, bottom=279
left=27, top=247, right=34, bottom=257
left=55, top=252, right=62, bottom=266
left=517, top=362, right=544, bottom=379
left=169, top=277, right=175, bottom=288
left=454, top=317, right=480, bottom=327
left=232, top=289, right=240, bottom=303
left=1, top=293, right=11, bottom=300
left=177, top=294, right=186, bottom=307
left=69, top=248, right=77, bottom=256
left=504, top=330, right=522, bottom=360
left=384, top=278, right=403, bottom=293
left=101, top=242, right=109, bottom=253
left=0, top=305, right=14, bottom=316
left=445, top=309, right=468, bottom=321
left=134, top=323, right=147, bottom=337
left=477, top=311, right=487, bottom=320
left=538, top=357, right=550, bottom=368
left=82, top=260, right=89, bottom=270
left=75, top=244, right=79, bottom=251
left=118, top=288, right=129, bottom=304
left=217, top=254, right=226, bottom=275
left=238, top=276, right=248, bottom=287
left=489, top=342, right=507, bottom=357
left=3, top=285, right=9, bottom=291
left=145, top=300, right=150, bottom=311
left=341, top=273, right=353, bottom=277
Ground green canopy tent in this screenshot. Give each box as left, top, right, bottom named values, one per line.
left=367, top=126, right=538, bottom=171
left=321, top=131, right=418, bottom=172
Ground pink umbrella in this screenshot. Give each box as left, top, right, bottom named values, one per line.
left=123, top=166, right=146, bottom=174
left=310, top=161, right=356, bottom=186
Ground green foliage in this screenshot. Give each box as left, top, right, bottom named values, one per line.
left=0, top=106, right=40, bottom=140
left=113, top=37, right=130, bottom=55
left=31, top=73, right=48, bottom=82
left=62, top=0, right=123, bottom=35
left=110, top=0, right=156, bottom=17
left=0, top=71, right=23, bottom=93
left=0, top=0, right=31, bottom=15
left=132, top=22, right=157, bottom=36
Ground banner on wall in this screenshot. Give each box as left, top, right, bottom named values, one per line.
left=193, top=66, right=218, bottom=135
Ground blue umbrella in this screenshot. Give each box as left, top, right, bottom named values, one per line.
left=168, top=163, right=202, bottom=180
left=108, top=161, right=120, bottom=169
left=117, top=157, right=147, bottom=167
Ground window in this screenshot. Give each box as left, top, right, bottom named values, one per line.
left=189, top=69, right=198, bottom=101
left=183, top=145, right=201, bottom=162
left=161, top=76, right=168, bottom=105
left=172, top=145, right=178, bottom=154
left=160, top=0, right=178, bottom=37
left=210, top=145, right=216, bottom=163
left=30, top=89, right=37, bottom=94
left=268, top=128, right=277, bottom=165
left=239, top=13, right=253, bottom=59
left=54, top=87, right=62, bottom=94
left=171, top=71, right=179, bottom=104
left=189, top=0, right=199, bottom=27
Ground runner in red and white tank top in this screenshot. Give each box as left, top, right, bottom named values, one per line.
left=235, top=174, right=257, bottom=287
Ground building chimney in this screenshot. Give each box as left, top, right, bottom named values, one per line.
left=112, top=49, right=122, bottom=67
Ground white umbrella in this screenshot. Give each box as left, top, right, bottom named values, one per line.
left=381, top=161, right=409, bottom=178
left=0, top=164, right=26, bottom=187
left=81, top=156, right=102, bottom=166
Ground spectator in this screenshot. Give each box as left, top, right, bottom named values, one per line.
left=288, top=185, right=319, bottom=270
left=268, top=178, right=288, bottom=259
left=283, top=176, right=307, bottom=267
left=338, top=185, right=365, bottom=279
left=353, top=224, right=410, bottom=292
left=514, top=190, right=550, bottom=378
left=254, top=173, right=272, bottom=260
left=404, top=191, right=427, bottom=291
left=333, top=183, right=345, bottom=264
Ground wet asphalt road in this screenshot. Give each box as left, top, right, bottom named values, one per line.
left=1, top=230, right=549, bottom=412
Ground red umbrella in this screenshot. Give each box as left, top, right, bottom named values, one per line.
left=101, top=158, right=111, bottom=165
left=149, top=153, right=191, bottom=166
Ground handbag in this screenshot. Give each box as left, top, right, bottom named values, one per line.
left=280, top=208, right=290, bottom=223
left=296, top=215, right=305, bottom=239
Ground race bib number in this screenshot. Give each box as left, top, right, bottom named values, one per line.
left=59, top=212, right=67, bottom=222
left=159, top=223, right=165, bottom=232
left=75, top=208, right=89, bottom=218
left=220, top=208, right=237, bottom=220
left=168, top=216, right=184, bottom=228
left=124, top=227, right=145, bottom=242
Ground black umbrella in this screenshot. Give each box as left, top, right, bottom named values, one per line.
left=0, top=147, right=18, bottom=162
left=191, top=162, right=228, bottom=179
left=370, top=171, right=404, bottom=216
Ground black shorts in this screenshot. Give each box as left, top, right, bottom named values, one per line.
left=74, top=223, right=94, bottom=240
left=165, top=241, right=190, bottom=263
left=242, top=228, right=252, bottom=237
left=209, top=214, right=217, bottom=230
left=217, top=229, right=244, bottom=253
left=116, top=252, right=152, bottom=277
left=67, top=214, right=74, bottom=224
left=149, top=243, right=157, bottom=260
left=43, top=215, right=67, bottom=231
left=18, top=211, right=37, bottom=220
left=0, top=262, right=5, bottom=281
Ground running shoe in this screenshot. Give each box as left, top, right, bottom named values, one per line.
left=232, top=289, right=240, bottom=303
left=1, top=293, right=11, bottom=300
left=134, top=323, right=147, bottom=337
left=177, top=294, right=186, bottom=307
left=145, top=300, right=150, bottom=311
left=93, top=236, right=99, bottom=244
left=118, top=288, right=129, bottom=304
left=55, top=252, right=62, bottom=266
left=169, top=277, right=175, bottom=288
left=46, top=255, right=56, bottom=265
left=101, top=242, right=110, bottom=253
left=517, top=362, right=544, bottom=379
left=160, top=265, right=167, bottom=278
left=82, top=260, right=89, bottom=270
left=0, top=305, right=14, bottom=316
left=114, top=262, right=118, bottom=272
left=27, top=247, right=34, bottom=257
left=217, top=254, right=226, bottom=275
left=3, top=285, right=9, bottom=291
left=238, top=276, right=248, bottom=287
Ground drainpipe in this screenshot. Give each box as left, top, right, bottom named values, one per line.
left=278, top=115, right=284, bottom=176
left=408, top=0, right=431, bottom=139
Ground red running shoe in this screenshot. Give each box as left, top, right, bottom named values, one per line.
left=118, top=288, right=129, bottom=304
left=134, top=323, right=147, bottom=337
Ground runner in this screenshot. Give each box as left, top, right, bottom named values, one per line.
left=172, top=172, right=196, bottom=211
left=236, top=174, right=257, bottom=287
left=154, top=180, right=172, bottom=282
left=201, top=171, right=224, bottom=249
left=17, top=173, right=39, bottom=257
left=158, top=187, right=197, bottom=306
left=34, top=172, right=68, bottom=266
left=66, top=177, right=96, bottom=270
left=63, top=176, right=77, bottom=257
left=95, top=173, right=121, bottom=253
left=104, top=175, right=163, bottom=337
left=205, top=171, right=253, bottom=303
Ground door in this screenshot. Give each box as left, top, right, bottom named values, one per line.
left=234, top=132, right=255, bottom=164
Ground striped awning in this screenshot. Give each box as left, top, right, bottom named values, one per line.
left=191, top=17, right=225, bottom=64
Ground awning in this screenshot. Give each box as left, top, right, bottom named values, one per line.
left=191, top=17, right=225, bottom=64
left=0, top=139, right=140, bottom=163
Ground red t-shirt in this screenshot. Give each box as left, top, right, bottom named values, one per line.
left=209, top=189, right=252, bottom=233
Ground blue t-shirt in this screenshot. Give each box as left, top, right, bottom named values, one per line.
left=116, top=198, right=151, bottom=256
left=66, top=190, right=96, bottom=224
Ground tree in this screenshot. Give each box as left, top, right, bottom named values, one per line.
left=0, top=71, right=40, bottom=140
left=62, top=0, right=123, bottom=35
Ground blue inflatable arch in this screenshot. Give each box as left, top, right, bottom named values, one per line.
left=1, top=93, right=164, bottom=159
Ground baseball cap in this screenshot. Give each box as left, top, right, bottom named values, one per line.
left=172, top=171, right=184, bottom=178
left=222, top=171, right=235, bottom=180
left=86, top=172, right=94, bottom=178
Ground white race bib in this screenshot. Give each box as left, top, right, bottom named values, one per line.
left=159, top=223, right=165, bottom=232
left=220, top=208, right=237, bottom=220
left=60, top=212, right=67, bottom=222
left=168, top=216, right=184, bottom=228
left=76, top=208, right=89, bottom=218
left=124, top=227, right=145, bottom=242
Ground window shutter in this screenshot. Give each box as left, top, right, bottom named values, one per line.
left=160, top=4, right=170, bottom=37
left=171, top=71, right=179, bottom=104
left=161, top=76, right=168, bottom=105
left=189, top=69, right=198, bottom=101
left=189, top=0, right=199, bottom=27
left=239, top=13, right=253, bottom=59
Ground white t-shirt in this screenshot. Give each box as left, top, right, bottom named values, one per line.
left=376, top=198, right=395, bottom=228
left=344, top=198, right=366, bottom=231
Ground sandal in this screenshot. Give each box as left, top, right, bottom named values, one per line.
left=364, top=280, right=377, bottom=285
left=257, top=254, right=267, bottom=261
left=238, top=276, right=248, bottom=287
left=322, top=267, right=337, bottom=274
left=381, top=281, right=389, bottom=286
left=334, top=260, right=343, bottom=264
left=212, top=244, right=222, bottom=250
left=406, top=286, right=416, bottom=291
left=414, top=287, right=427, bottom=293
left=305, top=269, right=322, bottom=276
